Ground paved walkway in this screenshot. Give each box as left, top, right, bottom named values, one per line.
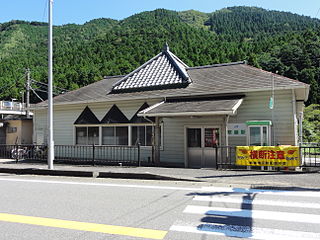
left=0, top=159, right=319, bottom=189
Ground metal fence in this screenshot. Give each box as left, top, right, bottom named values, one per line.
left=215, top=145, right=320, bottom=169
left=300, top=146, right=320, bottom=167
left=0, top=144, right=319, bottom=169
left=215, top=146, right=238, bottom=169
left=0, top=144, right=141, bottom=166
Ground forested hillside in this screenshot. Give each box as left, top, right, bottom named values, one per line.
left=0, top=6, right=319, bottom=105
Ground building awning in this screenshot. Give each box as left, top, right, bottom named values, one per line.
left=138, top=97, right=244, bottom=117
left=246, top=120, right=272, bottom=126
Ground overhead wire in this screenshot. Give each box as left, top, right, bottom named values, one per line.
left=315, top=7, right=320, bottom=18
left=42, top=0, right=48, bottom=23
left=30, top=87, right=44, bottom=102
left=31, top=79, right=69, bottom=92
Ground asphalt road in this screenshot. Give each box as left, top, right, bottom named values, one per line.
left=0, top=174, right=320, bottom=239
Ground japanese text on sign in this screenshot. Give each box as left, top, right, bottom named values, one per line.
left=236, top=146, right=300, bottom=167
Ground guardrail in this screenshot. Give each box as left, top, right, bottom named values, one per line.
left=300, top=146, right=320, bottom=167
left=216, top=146, right=320, bottom=169
left=0, top=144, right=141, bottom=166
left=0, top=144, right=318, bottom=169
left=0, top=101, right=25, bottom=111
left=215, top=146, right=237, bottom=169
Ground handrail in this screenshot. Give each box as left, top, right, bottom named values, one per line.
left=0, top=101, right=25, bottom=111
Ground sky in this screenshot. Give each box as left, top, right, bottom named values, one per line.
left=1, top=0, right=320, bottom=25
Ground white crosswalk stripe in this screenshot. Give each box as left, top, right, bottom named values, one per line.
left=170, top=223, right=320, bottom=240
left=201, top=186, right=320, bottom=198
left=169, top=186, right=320, bottom=239
left=184, top=205, right=320, bottom=224
left=193, top=195, right=320, bottom=209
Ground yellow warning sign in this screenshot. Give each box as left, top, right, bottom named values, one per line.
left=236, top=146, right=300, bottom=167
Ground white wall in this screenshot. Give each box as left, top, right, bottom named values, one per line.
left=33, top=89, right=296, bottom=165
left=228, top=89, right=295, bottom=146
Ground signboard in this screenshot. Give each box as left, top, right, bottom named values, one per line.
left=236, top=146, right=300, bottom=167
left=227, top=124, right=246, bottom=136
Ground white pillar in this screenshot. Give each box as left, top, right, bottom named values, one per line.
left=47, top=0, right=54, bottom=169
left=299, top=111, right=304, bottom=145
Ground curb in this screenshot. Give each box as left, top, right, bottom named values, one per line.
left=0, top=168, right=94, bottom=178
left=0, top=168, right=197, bottom=182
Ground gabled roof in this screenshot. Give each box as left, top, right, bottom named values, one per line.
left=100, top=104, right=129, bottom=124
left=74, top=106, right=100, bottom=124
left=36, top=51, right=309, bottom=107
left=112, top=43, right=191, bottom=92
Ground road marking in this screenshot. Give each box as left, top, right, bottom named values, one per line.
left=184, top=205, right=320, bottom=224
left=194, top=195, right=320, bottom=209
left=1, top=177, right=320, bottom=198
left=170, top=223, right=320, bottom=240
left=0, top=177, right=199, bottom=191
left=0, top=213, right=167, bottom=240
left=202, top=186, right=320, bottom=198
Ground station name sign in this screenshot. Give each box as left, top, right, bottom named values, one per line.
left=236, top=146, right=300, bottom=167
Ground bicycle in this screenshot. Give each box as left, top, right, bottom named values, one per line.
left=10, top=145, right=47, bottom=163
left=11, top=146, right=31, bottom=163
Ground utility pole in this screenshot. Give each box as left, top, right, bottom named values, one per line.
left=26, top=68, right=30, bottom=118
left=48, top=0, right=54, bottom=169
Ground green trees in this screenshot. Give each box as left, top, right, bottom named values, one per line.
left=303, top=104, right=320, bottom=142
left=0, top=7, right=319, bottom=104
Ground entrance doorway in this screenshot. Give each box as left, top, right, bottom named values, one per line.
left=186, top=127, right=220, bottom=168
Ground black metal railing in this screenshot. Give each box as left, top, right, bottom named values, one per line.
left=0, top=144, right=45, bottom=162
left=1, top=144, right=319, bottom=168
left=300, top=146, right=320, bottom=167
left=214, top=145, right=320, bottom=169
left=54, top=144, right=140, bottom=165
left=215, top=146, right=237, bottom=169
left=0, top=144, right=141, bottom=166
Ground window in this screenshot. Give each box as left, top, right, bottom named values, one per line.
left=132, top=126, right=153, bottom=146
left=75, top=125, right=161, bottom=147
left=102, top=126, right=128, bottom=145
left=204, top=128, right=219, bottom=147
left=76, top=127, right=99, bottom=145
left=248, top=126, right=270, bottom=146
left=246, top=121, right=272, bottom=146
left=7, top=127, right=17, bottom=133
left=187, top=128, right=201, bottom=148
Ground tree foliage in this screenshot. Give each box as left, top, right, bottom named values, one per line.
left=303, top=104, right=320, bottom=142
left=0, top=7, right=319, bottom=104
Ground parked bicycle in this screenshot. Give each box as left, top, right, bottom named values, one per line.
left=11, top=145, right=48, bottom=163
left=11, top=147, right=31, bottom=163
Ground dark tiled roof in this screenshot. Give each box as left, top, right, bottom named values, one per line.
left=139, top=97, right=243, bottom=117
left=37, top=59, right=308, bottom=107
left=39, top=75, right=123, bottom=106
left=112, top=46, right=190, bottom=92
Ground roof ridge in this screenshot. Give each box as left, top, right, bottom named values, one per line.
left=104, top=75, right=126, bottom=79
left=164, top=50, right=190, bottom=82
left=187, top=61, right=246, bottom=70
left=167, top=50, right=189, bottom=68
